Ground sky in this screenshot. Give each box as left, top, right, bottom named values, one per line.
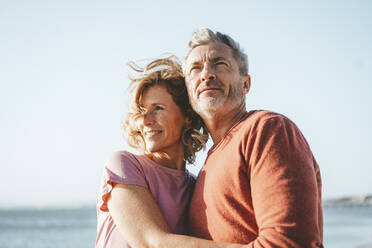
left=1, top=0, right=371, bottom=208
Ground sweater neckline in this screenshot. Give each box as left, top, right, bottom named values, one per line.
left=207, top=110, right=254, bottom=156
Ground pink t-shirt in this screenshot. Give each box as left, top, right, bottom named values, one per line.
left=95, top=151, right=195, bottom=248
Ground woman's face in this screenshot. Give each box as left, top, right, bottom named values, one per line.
left=140, top=85, right=186, bottom=155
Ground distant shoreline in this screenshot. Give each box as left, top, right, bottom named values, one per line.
left=1, top=195, right=372, bottom=210
left=323, top=194, right=372, bottom=207
left=0, top=205, right=96, bottom=211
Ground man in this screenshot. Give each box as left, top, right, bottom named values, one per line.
left=184, top=28, right=323, bottom=248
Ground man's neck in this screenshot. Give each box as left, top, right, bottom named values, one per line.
left=204, top=106, right=247, bottom=144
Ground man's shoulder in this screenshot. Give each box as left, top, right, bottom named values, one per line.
left=224, top=110, right=296, bottom=144
left=244, top=110, right=290, bottom=125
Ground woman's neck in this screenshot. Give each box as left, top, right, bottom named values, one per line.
left=147, top=151, right=185, bottom=171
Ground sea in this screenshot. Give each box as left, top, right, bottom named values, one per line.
left=0, top=205, right=371, bottom=248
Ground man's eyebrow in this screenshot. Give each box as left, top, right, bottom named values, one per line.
left=188, top=56, right=228, bottom=65
left=211, top=56, right=229, bottom=63
left=188, top=60, right=202, bottom=66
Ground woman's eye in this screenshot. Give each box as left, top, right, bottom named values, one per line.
left=154, top=106, right=164, bottom=111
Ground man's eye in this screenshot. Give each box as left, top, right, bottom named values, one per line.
left=189, top=66, right=200, bottom=72
left=216, top=61, right=228, bottom=66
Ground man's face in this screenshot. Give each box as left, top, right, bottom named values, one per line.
left=184, top=42, right=250, bottom=117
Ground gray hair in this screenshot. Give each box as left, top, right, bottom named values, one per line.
left=183, top=27, right=249, bottom=75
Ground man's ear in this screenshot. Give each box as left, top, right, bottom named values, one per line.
left=242, top=74, right=251, bottom=94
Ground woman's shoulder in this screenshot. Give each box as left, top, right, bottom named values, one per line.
left=106, top=150, right=138, bottom=160
left=105, top=150, right=145, bottom=172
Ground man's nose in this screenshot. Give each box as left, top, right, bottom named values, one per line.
left=200, top=65, right=216, bottom=82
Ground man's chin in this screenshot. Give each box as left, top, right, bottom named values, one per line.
left=194, top=99, right=225, bottom=115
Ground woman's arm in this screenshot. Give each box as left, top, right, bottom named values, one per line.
left=108, top=183, right=246, bottom=248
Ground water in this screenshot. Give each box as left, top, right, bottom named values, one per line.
left=323, top=205, right=372, bottom=248
left=0, top=208, right=96, bottom=248
left=0, top=205, right=371, bottom=248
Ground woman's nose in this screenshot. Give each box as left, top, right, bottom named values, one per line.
left=143, top=112, right=155, bottom=126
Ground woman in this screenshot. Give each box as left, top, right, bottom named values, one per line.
left=96, top=56, right=245, bottom=248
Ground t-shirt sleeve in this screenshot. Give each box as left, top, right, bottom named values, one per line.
left=246, top=114, right=322, bottom=247
left=98, top=151, right=148, bottom=212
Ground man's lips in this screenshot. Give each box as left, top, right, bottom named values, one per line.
left=199, top=87, right=221, bottom=94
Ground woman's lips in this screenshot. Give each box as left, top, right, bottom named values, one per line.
left=144, top=130, right=162, bottom=137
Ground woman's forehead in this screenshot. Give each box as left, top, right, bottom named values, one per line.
left=140, top=85, right=172, bottom=106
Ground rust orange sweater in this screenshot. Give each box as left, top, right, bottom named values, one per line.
left=188, top=110, right=323, bottom=248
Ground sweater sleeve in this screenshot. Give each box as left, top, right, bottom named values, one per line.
left=246, top=115, right=323, bottom=248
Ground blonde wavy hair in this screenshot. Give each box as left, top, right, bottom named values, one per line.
left=122, top=56, right=208, bottom=164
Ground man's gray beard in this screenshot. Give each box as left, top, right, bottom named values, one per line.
left=192, top=80, right=244, bottom=117
left=193, top=95, right=225, bottom=117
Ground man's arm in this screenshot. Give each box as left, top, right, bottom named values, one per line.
left=246, top=115, right=323, bottom=247
left=108, top=183, right=247, bottom=248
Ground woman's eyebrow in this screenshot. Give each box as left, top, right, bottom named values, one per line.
left=150, top=102, right=166, bottom=107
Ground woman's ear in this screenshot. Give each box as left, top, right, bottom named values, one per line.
left=185, top=116, right=192, bottom=126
